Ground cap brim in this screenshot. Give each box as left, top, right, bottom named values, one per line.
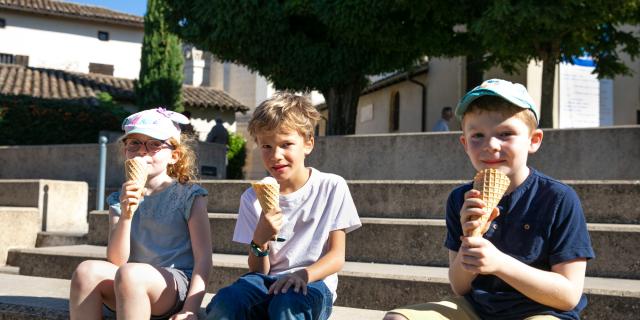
left=455, top=89, right=538, bottom=122
left=123, top=128, right=174, bottom=141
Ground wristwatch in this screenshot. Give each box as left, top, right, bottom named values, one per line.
left=250, top=240, right=269, bottom=257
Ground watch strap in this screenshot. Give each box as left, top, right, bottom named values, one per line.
left=250, top=240, right=269, bottom=257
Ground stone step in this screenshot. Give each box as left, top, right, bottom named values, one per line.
left=36, top=231, right=87, bottom=248
left=87, top=212, right=640, bottom=279
left=92, top=180, right=640, bottom=223
left=0, top=180, right=88, bottom=232
left=0, top=206, right=39, bottom=265
left=0, top=273, right=384, bottom=319
left=7, top=245, right=639, bottom=319
left=0, top=265, right=19, bottom=275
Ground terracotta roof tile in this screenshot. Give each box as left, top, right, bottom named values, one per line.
left=0, top=0, right=144, bottom=28
left=0, top=64, right=249, bottom=112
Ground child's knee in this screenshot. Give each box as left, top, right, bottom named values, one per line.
left=268, top=292, right=310, bottom=316
left=114, top=263, right=147, bottom=289
left=383, top=313, right=409, bottom=320
left=71, top=260, right=104, bottom=287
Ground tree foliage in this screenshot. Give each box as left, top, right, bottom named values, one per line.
left=226, top=131, right=246, bottom=179
left=137, top=0, right=184, bottom=111
left=468, top=0, right=640, bottom=127
left=164, top=1, right=467, bottom=134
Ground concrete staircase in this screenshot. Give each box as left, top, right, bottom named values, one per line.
left=3, top=180, right=640, bottom=319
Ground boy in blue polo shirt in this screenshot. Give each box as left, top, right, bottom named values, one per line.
left=385, top=79, right=595, bottom=320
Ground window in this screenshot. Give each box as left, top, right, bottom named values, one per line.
left=0, top=53, right=14, bottom=64
left=637, top=110, right=640, bottom=125
left=389, top=91, right=400, bottom=132
left=97, top=31, right=109, bottom=41
left=0, top=53, right=28, bottom=66
left=89, top=62, right=114, bottom=76
left=0, top=18, right=5, bottom=28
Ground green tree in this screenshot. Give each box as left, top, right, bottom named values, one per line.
left=468, top=1, right=640, bottom=128
left=226, top=132, right=246, bottom=179
left=164, top=1, right=466, bottom=135
left=136, top=0, right=184, bottom=111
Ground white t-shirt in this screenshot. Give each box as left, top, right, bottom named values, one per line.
left=233, top=167, right=361, bottom=301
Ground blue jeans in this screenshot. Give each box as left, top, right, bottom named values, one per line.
left=205, top=272, right=333, bottom=320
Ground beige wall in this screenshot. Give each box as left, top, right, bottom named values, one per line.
left=613, top=48, right=640, bottom=125
left=356, top=57, right=465, bottom=134
left=0, top=12, right=143, bottom=79
left=357, top=50, right=640, bottom=134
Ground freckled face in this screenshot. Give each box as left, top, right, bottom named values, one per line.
left=123, top=133, right=177, bottom=179
left=460, top=111, right=542, bottom=187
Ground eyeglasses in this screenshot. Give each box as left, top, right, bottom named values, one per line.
left=123, top=139, right=174, bottom=153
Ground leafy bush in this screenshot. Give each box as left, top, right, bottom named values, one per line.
left=0, top=94, right=129, bottom=145
left=226, top=131, right=246, bottom=179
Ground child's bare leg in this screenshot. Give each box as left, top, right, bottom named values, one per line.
left=383, top=313, right=409, bottom=320
left=114, top=263, right=178, bottom=319
left=69, top=260, right=118, bottom=320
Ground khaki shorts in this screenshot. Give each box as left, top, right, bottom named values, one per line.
left=387, top=296, right=559, bottom=320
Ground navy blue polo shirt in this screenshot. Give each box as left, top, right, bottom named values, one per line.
left=445, top=168, right=595, bottom=320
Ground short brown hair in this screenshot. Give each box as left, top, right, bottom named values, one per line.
left=462, top=96, right=538, bottom=133
left=248, top=92, right=321, bottom=140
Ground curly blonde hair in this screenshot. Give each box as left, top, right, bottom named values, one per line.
left=248, top=92, right=321, bottom=140
left=167, top=133, right=198, bottom=184
left=120, top=133, right=198, bottom=184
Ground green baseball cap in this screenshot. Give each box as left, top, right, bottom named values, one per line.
left=455, top=79, right=538, bottom=123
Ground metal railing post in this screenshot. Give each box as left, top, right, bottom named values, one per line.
left=96, top=136, right=108, bottom=210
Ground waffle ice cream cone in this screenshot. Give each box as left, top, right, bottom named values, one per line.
left=470, top=168, right=510, bottom=237
left=124, top=157, right=148, bottom=218
left=252, top=177, right=280, bottom=213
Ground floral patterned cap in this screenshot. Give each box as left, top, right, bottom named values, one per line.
left=122, top=108, right=190, bottom=141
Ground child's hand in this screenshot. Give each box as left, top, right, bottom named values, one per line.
left=169, top=310, right=197, bottom=320
left=253, top=207, right=283, bottom=244
left=268, top=270, right=308, bottom=295
left=460, top=189, right=491, bottom=236
left=458, top=236, right=506, bottom=274
left=118, top=180, right=144, bottom=219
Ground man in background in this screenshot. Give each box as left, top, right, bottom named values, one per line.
left=206, top=118, right=229, bottom=145
left=432, top=106, right=453, bottom=132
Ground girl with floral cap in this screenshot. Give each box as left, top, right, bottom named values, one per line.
left=70, top=108, right=212, bottom=320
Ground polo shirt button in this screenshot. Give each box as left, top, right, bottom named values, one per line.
left=493, top=224, right=497, bottom=229
left=524, top=224, right=530, bottom=230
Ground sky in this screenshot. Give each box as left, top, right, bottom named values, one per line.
left=69, top=1, right=147, bottom=17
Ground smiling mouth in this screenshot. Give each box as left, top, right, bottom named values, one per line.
left=482, top=160, right=505, bottom=164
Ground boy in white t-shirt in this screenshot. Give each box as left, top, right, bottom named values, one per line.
left=205, top=92, right=361, bottom=320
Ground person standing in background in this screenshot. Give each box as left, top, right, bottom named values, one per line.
left=206, top=118, right=229, bottom=145
left=432, top=106, right=453, bottom=132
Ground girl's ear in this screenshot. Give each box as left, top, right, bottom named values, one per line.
left=170, top=149, right=180, bottom=165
